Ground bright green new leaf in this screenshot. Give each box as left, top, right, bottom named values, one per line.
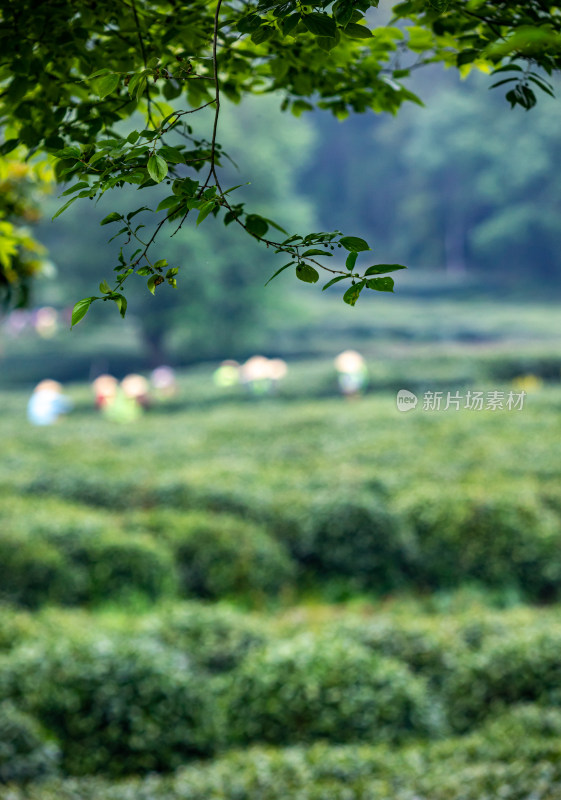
left=147, top=154, right=168, bottom=183
left=99, top=279, right=111, bottom=294
left=114, top=294, right=127, bottom=318
left=100, top=212, right=122, bottom=226
left=157, top=196, right=182, bottom=212
left=197, top=201, right=217, bottom=225
left=94, top=73, right=120, bottom=98
left=71, top=297, right=93, bottom=327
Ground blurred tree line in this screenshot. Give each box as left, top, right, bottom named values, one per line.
left=301, top=68, right=561, bottom=280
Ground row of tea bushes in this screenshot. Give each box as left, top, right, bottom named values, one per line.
left=3, top=714, right=561, bottom=799
left=3, top=603, right=561, bottom=779
left=0, top=496, right=295, bottom=607
left=3, top=474, right=561, bottom=608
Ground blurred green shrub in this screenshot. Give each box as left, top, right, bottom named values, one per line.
left=145, top=602, right=269, bottom=672
left=0, top=526, right=175, bottom=607
left=54, top=530, right=177, bottom=604
left=2, top=636, right=218, bottom=776
left=334, top=616, right=461, bottom=688
left=5, top=736, right=561, bottom=800
left=0, top=607, right=36, bottom=652
left=395, top=487, right=561, bottom=600
left=226, top=632, right=444, bottom=745
left=0, top=532, right=70, bottom=608
left=157, top=511, right=296, bottom=600
left=0, top=702, right=60, bottom=784
left=266, top=491, right=413, bottom=593
left=443, top=628, right=561, bottom=732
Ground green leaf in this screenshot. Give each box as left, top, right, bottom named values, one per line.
left=245, top=214, right=269, bottom=237
left=237, top=14, right=263, bottom=33
left=153, top=259, right=168, bottom=270
left=340, top=236, right=370, bottom=252
left=282, top=13, right=300, bottom=35
left=264, top=261, right=295, bottom=286
left=260, top=217, right=288, bottom=235
left=302, top=13, right=337, bottom=38
left=0, top=138, right=20, bottom=156
left=427, top=0, right=450, bottom=11
left=343, top=282, right=364, bottom=305
left=364, top=264, right=407, bottom=275
left=224, top=182, right=250, bottom=195
left=251, top=26, right=275, bottom=44
left=159, top=145, right=185, bottom=163
left=147, top=154, right=168, bottom=183
left=343, top=22, right=372, bottom=39
left=157, top=196, right=182, bottom=212
left=94, top=73, right=120, bottom=99
left=367, top=276, right=395, bottom=292
left=100, top=212, right=123, bottom=226
left=146, top=275, right=164, bottom=294
left=52, top=196, right=79, bottom=220
left=196, top=200, right=216, bottom=225
left=87, top=68, right=111, bottom=80
left=113, top=294, right=127, bottom=318
left=54, top=147, right=82, bottom=160
left=60, top=182, right=89, bottom=196
left=302, top=248, right=332, bottom=256
left=345, top=251, right=358, bottom=270
left=296, top=263, right=319, bottom=283
left=136, top=267, right=152, bottom=276
left=99, top=279, right=111, bottom=294
left=322, top=275, right=348, bottom=290
left=71, top=297, right=94, bottom=327
left=316, top=34, right=340, bottom=51
left=127, top=130, right=140, bottom=143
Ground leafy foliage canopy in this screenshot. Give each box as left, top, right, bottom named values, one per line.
left=0, top=0, right=559, bottom=319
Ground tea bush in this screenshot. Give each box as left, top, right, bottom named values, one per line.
left=54, top=530, right=177, bottom=604
left=144, top=602, right=269, bottom=672
left=226, top=632, right=445, bottom=745
left=443, top=627, right=561, bottom=731
left=395, top=486, right=561, bottom=600
left=159, top=511, right=296, bottom=600
left=1, top=636, right=218, bottom=776
left=0, top=531, right=71, bottom=608
left=0, top=702, right=60, bottom=784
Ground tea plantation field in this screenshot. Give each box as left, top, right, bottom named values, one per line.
left=1, top=370, right=561, bottom=798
